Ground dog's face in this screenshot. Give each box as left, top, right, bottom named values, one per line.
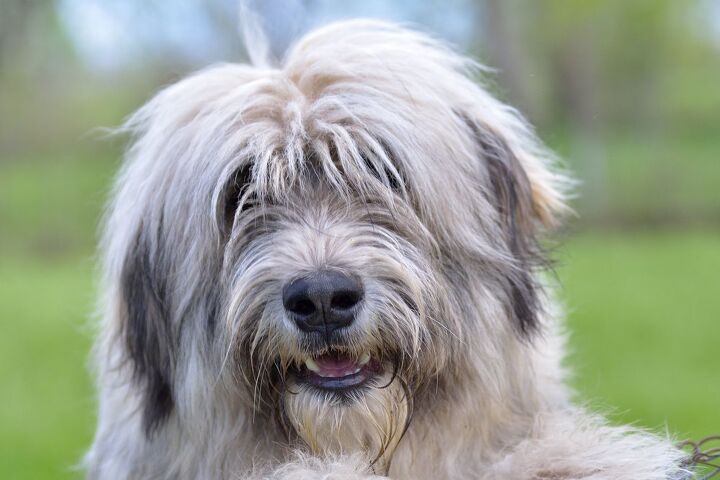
left=225, top=176, right=443, bottom=465
left=104, top=21, right=568, bottom=471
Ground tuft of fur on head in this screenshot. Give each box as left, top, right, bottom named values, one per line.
left=87, top=19, right=580, bottom=478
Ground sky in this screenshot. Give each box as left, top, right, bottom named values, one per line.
left=56, top=0, right=477, bottom=72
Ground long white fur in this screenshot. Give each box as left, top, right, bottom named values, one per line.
left=85, top=19, right=690, bottom=479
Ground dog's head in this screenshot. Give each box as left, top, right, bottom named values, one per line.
left=102, top=20, right=569, bottom=469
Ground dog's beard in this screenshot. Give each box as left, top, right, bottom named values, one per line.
left=283, top=370, right=411, bottom=474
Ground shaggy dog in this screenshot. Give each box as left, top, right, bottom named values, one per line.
left=86, top=20, right=690, bottom=479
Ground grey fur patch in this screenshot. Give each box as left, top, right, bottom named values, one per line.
left=120, top=225, right=175, bottom=435
left=466, top=118, right=545, bottom=336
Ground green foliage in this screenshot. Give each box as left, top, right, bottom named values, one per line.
left=488, top=0, right=720, bottom=131
left=0, top=150, right=118, bottom=256
left=547, top=133, right=720, bottom=222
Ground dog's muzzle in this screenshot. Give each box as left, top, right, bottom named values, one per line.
left=282, top=270, right=382, bottom=392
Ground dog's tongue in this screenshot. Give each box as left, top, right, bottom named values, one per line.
left=315, top=353, right=359, bottom=378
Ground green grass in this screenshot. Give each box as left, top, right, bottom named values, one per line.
left=558, top=231, right=720, bottom=439
left=0, top=255, right=96, bottom=479
left=0, top=150, right=112, bottom=479
left=1, top=151, right=718, bottom=478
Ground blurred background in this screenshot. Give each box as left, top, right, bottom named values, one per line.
left=1, top=0, right=718, bottom=478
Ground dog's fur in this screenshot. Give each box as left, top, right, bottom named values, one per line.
left=86, top=20, right=690, bottom=479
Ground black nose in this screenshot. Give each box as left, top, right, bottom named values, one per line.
left=282, top=270, right=364, bottom=336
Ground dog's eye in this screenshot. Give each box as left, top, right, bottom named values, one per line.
left=362, top=154, right=403, bottom=192
left=224, top=164, right=255, bottom=227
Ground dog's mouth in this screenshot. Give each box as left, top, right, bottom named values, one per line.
left=293, top=351, right=383, bottom=392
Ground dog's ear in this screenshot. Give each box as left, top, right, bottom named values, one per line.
left=463, top=116, right=569, bottom=336
left=119, top=224, right=175, bottom=435
left=465, top=117, right=568, bottom=231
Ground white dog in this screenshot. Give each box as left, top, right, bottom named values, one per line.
left=85, top=20, right=690, bottom=479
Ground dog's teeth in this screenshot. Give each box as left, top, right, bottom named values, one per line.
left=305, top=358, right=320, bottom=373
left=358, top=352, right=371, bottom=366
left=352, top=367, right=361, bottom=374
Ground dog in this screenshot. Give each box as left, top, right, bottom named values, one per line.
left=85, top=20, right=690, bottom=479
